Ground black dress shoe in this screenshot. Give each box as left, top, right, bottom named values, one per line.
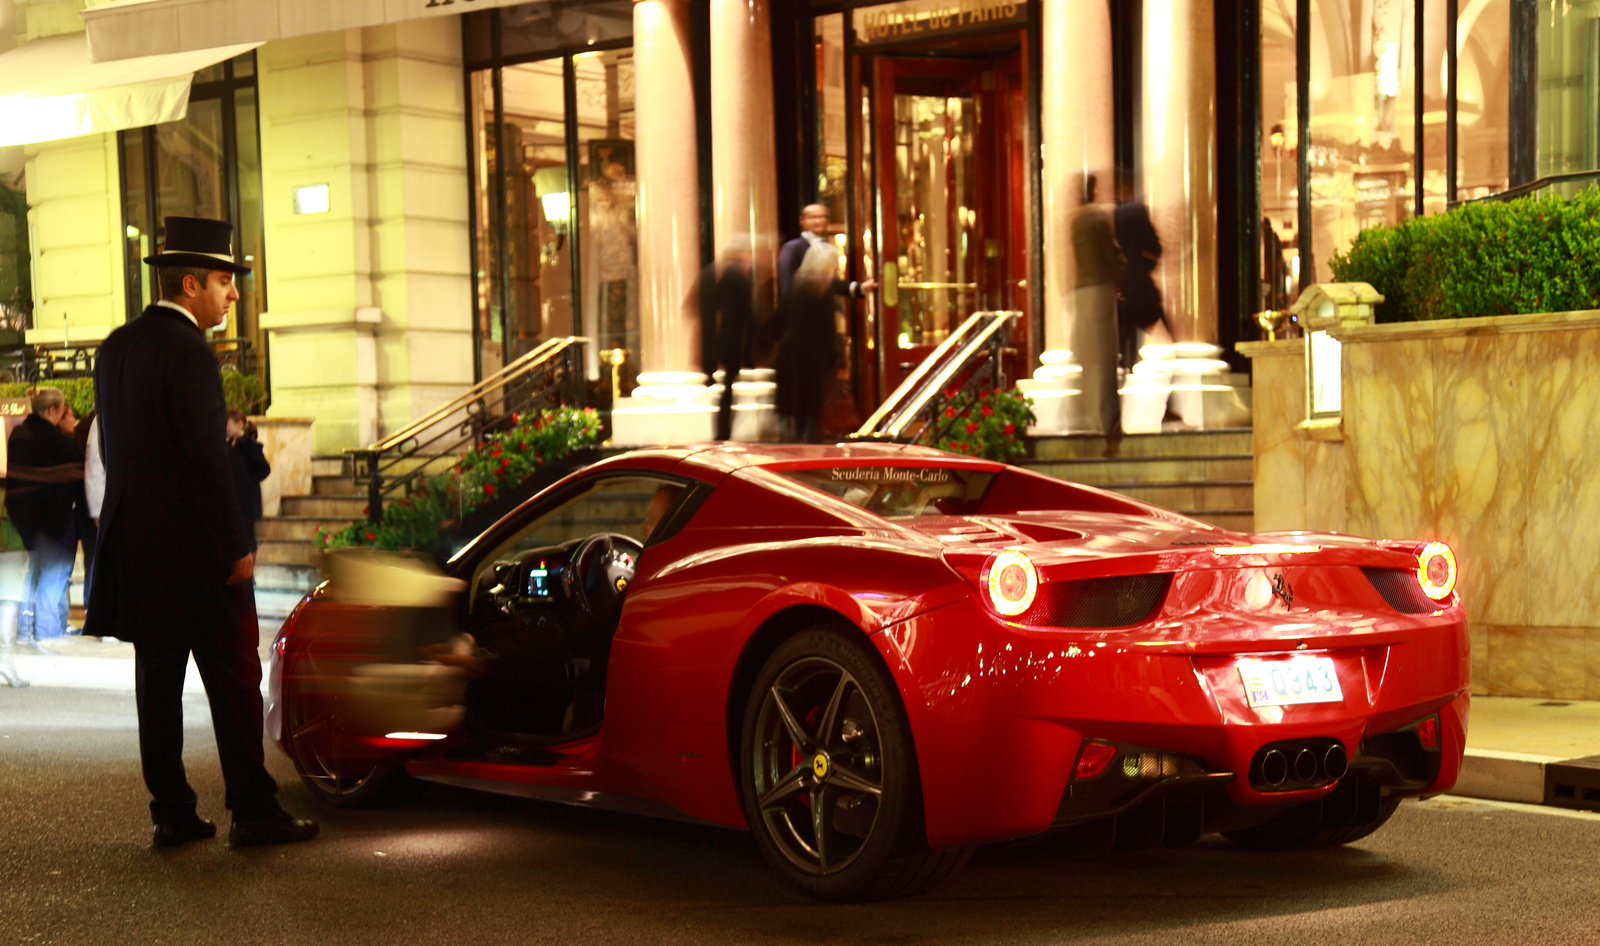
left=152, top=818, right=217, bottom=849
left=228, top=814, right=320, bottom=848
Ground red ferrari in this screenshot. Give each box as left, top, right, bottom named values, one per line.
left=267, top=443, right=1469, bottom=901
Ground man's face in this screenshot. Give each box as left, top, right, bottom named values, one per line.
left=56, top=405, right=76, bottom=436
left=184, top=271, right=239, bottom=330
left=800, top=205, right=829, bottom=235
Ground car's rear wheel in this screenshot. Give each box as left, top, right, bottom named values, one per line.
left=738, top=626, right=969, bottom=901
left=283, top=654, right=409, bottom=808
left=1223, top=772, right=1399, bottom=850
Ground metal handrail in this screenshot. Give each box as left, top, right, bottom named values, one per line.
left=363, top=336, right=586, bottom=454
left=347, top=336, right=589, bottom=521
left=1449, top=169, right=1600, bottom=209
left=853, top=310, right=1018, bottom=442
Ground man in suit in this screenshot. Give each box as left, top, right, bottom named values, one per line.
left=4, top=387, right=85, bottom=644
left=776, top=204, right=877, bottom=302
left=86, top=216, right=318, bottom=849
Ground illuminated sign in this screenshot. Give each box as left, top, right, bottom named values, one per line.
left=853, top=0, right=1025, bottom=46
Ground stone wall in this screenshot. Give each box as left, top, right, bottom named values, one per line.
left=1242, top=310, right=1600, bottom=700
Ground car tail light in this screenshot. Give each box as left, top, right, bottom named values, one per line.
left=1416, top=541, right=1457, bottom=601
left=1075, top=740, right=1118, bottom=779
left=984, top=549, right=1038, bottom=616
left=1416, top=715, right=1440, bottom=750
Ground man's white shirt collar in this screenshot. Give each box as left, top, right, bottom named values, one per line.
left=803, top=230, right=824, bottom=245
left=155, top=299, right=199, bottom=328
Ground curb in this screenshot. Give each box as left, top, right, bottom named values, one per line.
left=10, top=651, right=209, bottom=693
left=1455, top=749, right=1561, bottom=804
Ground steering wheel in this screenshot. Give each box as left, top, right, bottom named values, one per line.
left=567, top=533, right=643, bottom=616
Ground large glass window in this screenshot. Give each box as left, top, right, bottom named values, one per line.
left=0, top=177, right=28, bottom=332
left=464, top=7, right=636, bottom=394
left=119, top=53, right=266, bottom=381
left=1536, top=0, right=1599, bottom=188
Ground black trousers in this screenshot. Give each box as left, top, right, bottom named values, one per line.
left=716, top=349, right=744, bottom=442
left=133, top=582, right=280, bottom=824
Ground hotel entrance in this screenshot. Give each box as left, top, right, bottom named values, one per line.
left=818, top=2, right=1039, bottom=412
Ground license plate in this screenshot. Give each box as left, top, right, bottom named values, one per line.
left=1237, top=656, right=1344, bottom=708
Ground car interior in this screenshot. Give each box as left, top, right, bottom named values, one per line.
left=461, top=476, right=687, bottom=742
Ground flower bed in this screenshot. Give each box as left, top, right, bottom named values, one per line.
left=319, top=406, right=602, bottom=558
left=931, top=387, right=1035, bottom=463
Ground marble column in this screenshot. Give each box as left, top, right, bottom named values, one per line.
left=710, top=0, right=779, bottom=312
left=1141, top=0, right=1218, bottom=344
left=633, top=0, right=701, bottom=375
left=1040, top=0, right=1114, bottom=353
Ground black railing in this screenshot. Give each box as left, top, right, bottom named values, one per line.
left=0, top=337, right=260, bottom=384
left=851, top=311, right=1019, bottom=447
left=1449, top=169, right=1600, bottom=209
left=347, top=336, right=588, bottom=522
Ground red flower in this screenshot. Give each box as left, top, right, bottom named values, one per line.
left=362, top=505, right=369, bottom=514
left=981, top=405, right=994, bottom=417
left=483, top=483, right=496, bottom=495
left=945, top=387, right=958, bottom=398
left=965, top=421, right=979, bottom=434
left=1003, top=422, right=1015, bottom=435
left=512, top=413, right=521, bottom=424
left=398, top=499, right=410, bottom=507
left=980, top=388, right=991, bottom=399
left=492, top=445, right=502, bottom=457
left=944, top=407, right=957, bottom=419
left=364, top=531, right=376, bottom=541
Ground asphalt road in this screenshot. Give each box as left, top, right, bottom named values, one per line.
left=2, top=687, right=1597, bottom=946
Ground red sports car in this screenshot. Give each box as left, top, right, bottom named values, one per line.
left=267, top=443, right=1469, bottom=901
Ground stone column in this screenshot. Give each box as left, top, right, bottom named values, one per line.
left=1141, top=0, right=1218, bottom=344
left=710, top=0, right=779, bottom=310
left=633, top=0, right=701, bottom=376
left=1040, top=0, right=1114, bottom=354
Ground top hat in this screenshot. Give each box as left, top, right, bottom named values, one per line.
left=143, top=216, right=251, bottom=274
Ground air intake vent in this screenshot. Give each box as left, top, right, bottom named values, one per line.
left=1019, top=574, right=1172, bottom=628
left=1362, top=567, right=1437, bottom=613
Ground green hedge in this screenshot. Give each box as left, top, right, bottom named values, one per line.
left=1329, top=187, right=1600, bottom=322
left=0, top=367, right=266, bottom=416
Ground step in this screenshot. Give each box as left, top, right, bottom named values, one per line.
left=1028, top=428, right=1253, bottom=461
left=1023, top=454, right=1255, bottom=485
left=1099, top=481, right=1255, bottom=512
left=313, top=474, right=361, bottom=496
left=256, top=538, right=322, bottom=568
left=1187, top=510, right=1254, bottom=533
left=255, top=563, right=321, bottom=593
left=256, top=516, right=356, bottom=541
left=280, top=494, right=368, bottom=518
left=311, top=456, right=346, bottom=477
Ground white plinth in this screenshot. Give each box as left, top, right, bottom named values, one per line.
left=610, top=402, right=718, bottom=446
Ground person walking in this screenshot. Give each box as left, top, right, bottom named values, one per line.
left=4, top=388, right=85, bottom=644
left=1070, top=173, right=1125, bottom=454
left=1114, top=179, right=1171, bottom=374
left=702, top=237, right=754, bottom=441
left=777, top=204, right=875, bottom=302
left=775, top=243, right=840, bottom=443
left=86, top=216, right=317, bottom=849
left=226, top=409, right=270, bottom=549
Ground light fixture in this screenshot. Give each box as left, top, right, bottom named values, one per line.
left=984, top=549, right=1038, bottom=616
left=540, top=191, right=570, bottom=227
left=293, top=184, right=330, bottom=215
left=1416, top=542, right=1457, bottom=601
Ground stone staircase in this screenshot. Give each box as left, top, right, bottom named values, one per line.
left=1018, top=428, right=1254, bottom=533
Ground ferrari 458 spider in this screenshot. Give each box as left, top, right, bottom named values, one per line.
left=267, top=443, right=1468, bottom=900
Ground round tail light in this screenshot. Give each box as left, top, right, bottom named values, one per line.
left=984, top=549, right=1038, bottom=616
left=1416, top=541, right=1457, bottom=601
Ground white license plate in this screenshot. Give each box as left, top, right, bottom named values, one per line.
left=1237, top=656, right=1344, bottom=708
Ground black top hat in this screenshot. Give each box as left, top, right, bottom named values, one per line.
left=143, top=216, right=251, bottom=274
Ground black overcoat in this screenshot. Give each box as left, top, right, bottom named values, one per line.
left=84, top=304, right=251, bottom=647
left=4, top=413, right=85, bottom=548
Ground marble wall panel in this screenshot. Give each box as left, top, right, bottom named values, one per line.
left=1431, top=332, right=1530, bottom=628
left=1249, top=346, right=1309, bottom=532
left=1343, top=338, right=1437, bottom=543
left=1304, top=440, right=1347, bottom=534
left=1524, top=327, right=1600, bottom=628
left=1484, top=626, right=1588, bottom=699
left=1589, top=629, right=1600, bottom=701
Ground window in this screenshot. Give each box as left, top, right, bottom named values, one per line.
left=118, top=52, right=266, bottom=384
left=464, top=7, right=636, bottom=393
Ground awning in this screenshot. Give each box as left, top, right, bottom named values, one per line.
left=0, top=33, right=259, bottom=147
left=82, top=0, right=534, bottom=63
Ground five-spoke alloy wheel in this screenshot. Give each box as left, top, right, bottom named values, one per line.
left=284, top=653, right=406, bottom=808
left=739, top=627, right=968, bottom=900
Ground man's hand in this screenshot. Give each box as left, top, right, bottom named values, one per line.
left=859, top=278, right=879, bottom=293
left=226, top=553, right=255, bottom=586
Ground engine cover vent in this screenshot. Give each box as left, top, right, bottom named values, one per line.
left=1362, top=567, right=1438, bottom=614
left=1019, top=574, right=1173, bottom=628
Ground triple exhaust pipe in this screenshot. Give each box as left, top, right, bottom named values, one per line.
left=1253, top=740, right=1348, bottom=790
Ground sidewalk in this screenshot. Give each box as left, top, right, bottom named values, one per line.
left=5, top=638, right=1597, bottom=812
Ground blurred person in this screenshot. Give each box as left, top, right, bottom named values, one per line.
left=70, top=406, right=98, bottom=609
left=5, top=387, right=86, bottom=644
left=776, top=243, right=841, bottom=444
left=226, top=410, right=270, bottom=552
left=84, top=414, right=104, bottom=526
left=87, top=216, right=317, bottom=850
left=0, top=418, right=27, bottom=686
left=640, top=483, right=683, bottom=543
left=702, top=237, right=754, bottom=442
left=777, top=204, right=876, bottom=301
left=1114, top=175, right=1171, bottom=374
left=1070, top=173, right=1124, bottom=455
